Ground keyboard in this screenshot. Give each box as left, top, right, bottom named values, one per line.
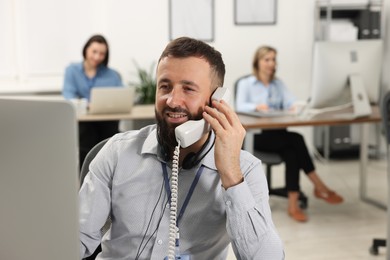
left=237, top=110, right=297, bottom=118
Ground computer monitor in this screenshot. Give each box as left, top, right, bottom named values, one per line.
left=308, top=40, right=383, bottom=118
left=0, top=97, right=80, bottom=259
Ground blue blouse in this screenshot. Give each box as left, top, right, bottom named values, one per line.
left=235, top=75, right=295, bottom=112
left=62, top=62, right=123, bottom=100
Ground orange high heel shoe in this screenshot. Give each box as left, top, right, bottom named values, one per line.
left=314, top=189, right=344, bottom=204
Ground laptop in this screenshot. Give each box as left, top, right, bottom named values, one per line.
left=237, top=109, right=298, bottom=118
left=0, top=97, right=80, bottom=260
left=88, top=87, right=135, bottom=115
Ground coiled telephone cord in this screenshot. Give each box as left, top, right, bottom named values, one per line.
left=167, top=143, right=180, bottom=260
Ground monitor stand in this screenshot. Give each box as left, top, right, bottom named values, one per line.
left=349, top=74, right=372, bottom=118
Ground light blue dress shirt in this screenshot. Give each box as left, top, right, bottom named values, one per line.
left=62, top=62, right=123, bottom=100
left=235, top=75, right=295, bottom=112
left=79, top=125, right=284, bottom=259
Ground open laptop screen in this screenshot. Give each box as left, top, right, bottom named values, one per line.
left=88, top=87, right=135, bottom=115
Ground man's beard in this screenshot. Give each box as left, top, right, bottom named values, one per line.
left=156, top=106, right=203, bottom=160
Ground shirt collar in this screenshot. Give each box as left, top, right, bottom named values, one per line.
left=141, top=126, right=159, bottom=156
left=77, top=62, right=106, bottom=73
left=141, top=125, right=217, bottom=171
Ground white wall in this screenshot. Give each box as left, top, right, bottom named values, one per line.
left=106, top=0, right=316, bottom=102
left=2, top=0, right=389, bottom=98
left=1, top=0, right=387, bottom=153
left=0, top=0, right=316, bottom=99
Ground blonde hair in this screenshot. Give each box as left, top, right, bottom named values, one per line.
left=252, top=45, right=277, bottom=81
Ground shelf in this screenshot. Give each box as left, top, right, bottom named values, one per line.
left=317, top=0, right=382, bottom=10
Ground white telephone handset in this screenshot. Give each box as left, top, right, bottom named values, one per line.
left=167, top=87, right=230, bottom=260
left=174, top=87, right=231, bottom=148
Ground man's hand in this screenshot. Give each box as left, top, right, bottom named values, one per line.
left=203, top=100, right=246, bottom=189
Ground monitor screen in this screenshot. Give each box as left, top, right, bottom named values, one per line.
left=0, top=97, right=80, bottom=260
left=308, top=40, right=383, bottom=116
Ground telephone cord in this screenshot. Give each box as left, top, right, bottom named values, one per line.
left=167, top=143, right=180, bottom=260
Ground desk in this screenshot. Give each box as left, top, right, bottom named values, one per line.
left=77, top=104, right=155, bottom=122
left=78, top=104, right=383, bottom=208
left=238, top=106, right=384, bottom=209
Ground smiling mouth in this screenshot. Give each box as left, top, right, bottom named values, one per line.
left=167, top=112, right=188, bottom=119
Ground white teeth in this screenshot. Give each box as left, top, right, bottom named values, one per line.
left=168, top=113, right=186, bottom=118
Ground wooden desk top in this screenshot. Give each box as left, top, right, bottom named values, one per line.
left=77, top=104, right=381, bottom=129
left=77, top=104, right=155, bottom=122
left=238, top=105, right=381, bottom=130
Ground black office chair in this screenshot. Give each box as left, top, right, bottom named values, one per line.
left=253, top=150, right=308, bottom=208
left=234, top=75, right=308, bottom=209
left=369, top=91, right=390, bottom=256
left=79, top=137, right=110, bottom=187
left=80, top=137, right=111, bottom=260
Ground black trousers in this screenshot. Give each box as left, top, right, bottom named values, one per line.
left=78, top=121, right=119, bottom=169
left=254, top=129, right=315, bottom=191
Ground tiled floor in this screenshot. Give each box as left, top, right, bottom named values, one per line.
left=227, top=156, right=388, bottom=259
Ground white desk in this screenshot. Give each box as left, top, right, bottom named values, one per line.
left=77, top=104, right=155, bottom=122
left=78, top=104, right=384, bottom=209
left=238, top=106, right=384, bottom=210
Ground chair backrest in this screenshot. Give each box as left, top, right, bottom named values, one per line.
left=80, top=137, right=110, bottom=187
left=381, top=89, right=390, bottom=260
left=233, top=74, right=283, bottom=164
left=381, top=91, right=390, bottom=145
left=233, top=74, right=252, bottom=108
left=79, top=137, right=111, bottom=257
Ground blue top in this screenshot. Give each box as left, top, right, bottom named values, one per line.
left=62, top=62, right=123, bottom=100
left=235, top=75, right=295, bottom=112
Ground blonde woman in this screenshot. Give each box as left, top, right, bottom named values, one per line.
left=236, top=46, right=343, bottom=222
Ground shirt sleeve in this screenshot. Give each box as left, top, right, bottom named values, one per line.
left=222, top=158, right=285, bottom=259
left=235, top=77, right=257, bottom=112
left=62, top=65, right=79, bottom=99
left=113, top=69, right=123, bottom=86
left=277, top=80, right=296, bottom=110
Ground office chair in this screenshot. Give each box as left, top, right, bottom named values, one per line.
left=234, top=75, right=308, bottom=209
left=80, top=137, right=111, bottom=260
left=369, top=91, right=390, bottom=256
left=253, top=150, right=308, bottom=208
left=79, top=137, right=110, bottom=187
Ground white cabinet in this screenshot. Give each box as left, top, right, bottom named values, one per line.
left=315, top=0, right=382, bottom=41
left=313, top=0, right=383, bottom=158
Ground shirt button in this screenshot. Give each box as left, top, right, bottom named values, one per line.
left=226, top=200, right=231, bottom=206
left=157, top=239, right=163, bottom=245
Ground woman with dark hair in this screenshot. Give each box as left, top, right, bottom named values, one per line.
left=62, top=34, right=123, bottom=168
left=236, top=45, right=343, bottom=222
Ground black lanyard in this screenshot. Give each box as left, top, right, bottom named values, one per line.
left=161, top=162, right=205, bottom=227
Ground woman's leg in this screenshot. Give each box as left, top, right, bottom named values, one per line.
left=255, top=130, right=307, bottom=221
left=254, top=130, right=303, bottom=192
left=287, top=191, right=307, bottom=221
left=282, top=149, right=308, bottom=222
left=284, top=132, right=315, bottom=174
left=286, top=132, right=343, bottom=203
left=307, top=171, right=344, bottom=203
left=307, top=171, right=330, bottom=192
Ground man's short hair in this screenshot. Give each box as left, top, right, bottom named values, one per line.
left=158, top=37, right=225, bottom=89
